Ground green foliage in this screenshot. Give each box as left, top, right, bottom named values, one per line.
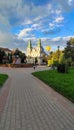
left=47, top=50, right=64, bottom=66
left=19, top=52, right=26, bottom=63
left=47, top=38, right=74, bottom=67
left=53, top=60, right=59, bottom=66
left=0, top=49, right=6, bottom=63
left=64, top=38, right=74, bottom=63
left=0, top=74, right=8, bottom=87
left=59, top=53, right=66, bottom=64
left=58, top=53, right=68, bottom=73
left=42, top=53, right=47, bottom=64
left=13, top=48, right=21, bottom=56
left=13, top=48, right=26, bottom=63
left=32, top=68, right=74, bottom=102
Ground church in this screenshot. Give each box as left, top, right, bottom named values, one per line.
left=26, top=39, right=46, bottom=64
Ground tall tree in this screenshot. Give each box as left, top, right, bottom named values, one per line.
left=64, top=38, right=74, bottom=63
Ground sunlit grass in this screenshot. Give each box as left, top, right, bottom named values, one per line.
left=32, top=68, right=74, bottom=102
left=0, top=74, right=8, bottom=87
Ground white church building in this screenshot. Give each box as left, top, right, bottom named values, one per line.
left=26, top=39, right=46, bottom=64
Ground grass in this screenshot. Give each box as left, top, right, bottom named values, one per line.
left=32, top=68, right=74, bottom=102
left=0, top=74, right=8, bottom=88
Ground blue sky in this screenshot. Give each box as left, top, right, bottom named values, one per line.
left=0, top=0, right=74, bottom=52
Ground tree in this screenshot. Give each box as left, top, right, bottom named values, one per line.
left=8, top=53, right=12, bottom=63
left=64, top=38, right=74, bottom=65
left=42, top=53, right=47, bottom=64
left=13, top=48, right=21, bottom=56
left=59, top=52, right=66, bottom=64
left=19, top=52, right=26, bottom=63
left=0, top=49, right=6, bottom=63
left=13, top=48, right=26, bottom=63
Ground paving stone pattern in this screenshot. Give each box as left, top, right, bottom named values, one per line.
left=0, top=67, right=74, bottom=130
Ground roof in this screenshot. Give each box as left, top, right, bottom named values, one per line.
left=0, top=47, right=12, bottom=52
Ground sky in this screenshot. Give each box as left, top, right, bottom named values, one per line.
left=0, top=0, right=74, bottom=53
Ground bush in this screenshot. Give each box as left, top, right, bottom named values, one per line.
left=53, top=60, right=59, bottom=67
left=57, top=64, right=68, bottom=73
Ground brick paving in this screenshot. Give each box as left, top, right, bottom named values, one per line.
left=0, top=67, right=74, bottom=130
left=0, top=78, right=11, bottom=118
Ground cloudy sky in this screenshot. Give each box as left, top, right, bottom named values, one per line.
left=0, top=0, right=74, bottom=53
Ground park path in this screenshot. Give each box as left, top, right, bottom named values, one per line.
left=0, top=67, right=74, bottom=130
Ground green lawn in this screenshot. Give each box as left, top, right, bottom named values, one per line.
left=0, top=74, right=8, bottom=88
left=32, top=68, right=74, bottom=102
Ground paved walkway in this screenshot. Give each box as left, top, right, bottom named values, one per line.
left=0, top=66, right=74, bottom=130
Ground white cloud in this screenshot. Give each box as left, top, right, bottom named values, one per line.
left=0, top=29, right=74, bottom=52
left=49, top=23, right=55, bottom=29
left=0, top=0, right=74, bottom=52
left=18, top=28, right=33, bottom=38
left=31, top=24, right=39, bottom=28
left=51, top=37, right=61, bottom=42
left=0, top=0, right=73, bottom=30
left=34, top=16, right=43, bottom=21
left=31, top=22, right=43, bottom=30
left=0, top=0, right=61, bottom=28
left=53, top=0, right=74, bottom=11
left=68, top=0, right=72, bottom=5
left=55, top=16, right=64, bottom=23
left=40, top=36, right=74, bottom=51
left=22, top=20, right=33, bottom=25
left=0, top=0, right=65, bottom=35
left=55, top=10, right=61, bottom=15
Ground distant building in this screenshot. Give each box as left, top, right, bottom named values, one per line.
left=26, top=39, right=46, bottom=64
left=0, top=47, right=12, bottom=55
left=0, top=47, right=12, bottom=63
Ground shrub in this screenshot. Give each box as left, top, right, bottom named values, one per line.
left=57, top=64, right=68, bottom=73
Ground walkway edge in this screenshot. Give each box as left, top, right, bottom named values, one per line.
left=0, top=77, right=12, bottom=119
left=32, top=74, right=74, bottom=115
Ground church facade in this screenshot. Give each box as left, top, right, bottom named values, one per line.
left=26, top=39, right=46, bottom=64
